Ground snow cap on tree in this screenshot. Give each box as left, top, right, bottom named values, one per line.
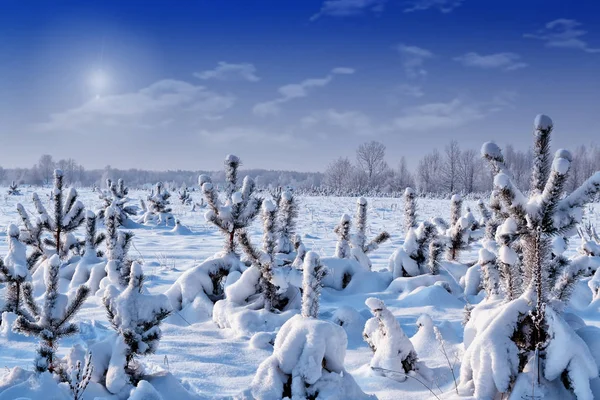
left=534, top=114, right=553, bottom=132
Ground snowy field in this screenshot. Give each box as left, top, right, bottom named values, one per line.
left=1, top=185, right=600, bottom=399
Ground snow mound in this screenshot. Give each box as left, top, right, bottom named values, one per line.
left=243, top=314, right=375, bottom=399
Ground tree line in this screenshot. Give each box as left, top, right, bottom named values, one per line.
left=324, top=140, right=600, bottom=195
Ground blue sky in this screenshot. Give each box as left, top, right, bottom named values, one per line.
left=1, top=0, right=599, bottom=171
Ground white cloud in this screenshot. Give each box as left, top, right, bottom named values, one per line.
left=454, top=52, right=528, bottom=71
left=395, top=84, right=425, bottom=98
left=310, top=0, right=386, bottom=20
left=194, top=61, right=260, bottom=82
left=524, top=19, right=600, bottom=53
left=391, top=93, right=514, bottom=130
left=404, top=0, right=464, bottom=13
left=301, top=109, right=374, bottom=135
left=198, top=126, right=294, bottom=144
left=253, top=68, right=355, bottom=117
left=396, top=44, right=434, bottom=78
left=38, top=79, right=235, bottom=131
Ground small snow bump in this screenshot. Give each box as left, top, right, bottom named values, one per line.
left=494, top=173, right=511, bottom=189
left=555, top=149, right=572, bottom=162
left=225, top=154, right=240, bottom=164
left=231, top=191, right=243, bottom=204
left=198, top=174, right=211, bottom=186
left=552, top=157, right=570, bottom=175
left=263, top=199, right=276, bottom=212
left=534, top=114, right=553, bottom=131
left=85, top=210, right=96, bottom=219
left=478, top=248, right=496, bottom=264
left=7, top=224, right=20, bottom=237
left=481, top=141, right=502, bottom=158
left=416, top=314, right=434, bottom=329
left=365, top=297, right=384, bottom=311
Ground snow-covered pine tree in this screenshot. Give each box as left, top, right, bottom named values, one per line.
left=102, top=262, right=171, bottom=390
left=275, top=189, right=298, bottom=254
left=460, top=114, right=600, bottom=399
left=81, top=211, right=105, bottom=258
left=200, top=155, right=262, bottom=255
left=237, top=200, right=283, bottom=311
left=178, top=187, right=192, bottom=205
left=291, top=234, right=306, bottom=269
left=244, top=261, right=374, bottom=399
left=97, top=178, right=137, bottom=227
left=403, top=187, right=417, bottom=234
left=13, top=255, right=89, bottom=373
left=301, top=252, right=324, bottom=319
left=17, top=169, right=85, bottom=261
left=7, top=180, right=21, bottom=196
left=0, top=224, right=34, bottom=320
left=363, top=297, right=419, bottom=380
left=334, top=214, right=352, bottom=259
left=142, top=182, right=174, bottom=226
left=104, top=205, right=134, bottom=288
left=351, top=197, right=390, bottom=269
left=389, top=220, right=438, bottom=277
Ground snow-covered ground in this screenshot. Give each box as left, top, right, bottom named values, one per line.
left=0, top=186, right=599, bottom=399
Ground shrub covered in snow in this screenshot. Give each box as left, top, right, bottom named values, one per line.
left=0, top=224, right=34, bottom=322
left=200, top=155, right=262, bottom=255
left=350, top=197, right=391, bottom=270
left=17, top=169, right=85, bottom=263
left=97, top=178, right=137, bottom=227
left=363, top=297, right=420, bottom=380
left=275, top=189, right=298, bottom=254
left=13, top=255, right=89, bottom=373
left=102, top=262, right=171, bottom=392
left=7, top=181, right=21, bottom=196
left=242, top=257, right=374, bottom=399
left=141, top=182, right=175, bottom=226
left=460, top=114, right=600, bottom=399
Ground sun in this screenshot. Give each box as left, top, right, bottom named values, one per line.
left=90, top=69, right=109, bottom=98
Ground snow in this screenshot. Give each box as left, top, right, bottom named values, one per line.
left=481, top=141, right=502, bottom=158
left=1, top=188, right=600, bottom=400
left=553, top=157, right=571, bottom=175
left=534, top=113, right=553, bottom=131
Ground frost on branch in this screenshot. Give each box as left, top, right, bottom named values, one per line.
left=200, top=155, right=262, bottom=255
left=350, top=197, right=390, bottom=270
left=102, top=262, right=171, bottom=392
left=13, top=255, right=89, bottom=373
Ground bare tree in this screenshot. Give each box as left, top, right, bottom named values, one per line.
left=458, top=149, right=477, bottom=193
left=442, top=140, right=461, bottom=193
left=417, top=148, right=442, bottom=193
left=356, top=141, right=388, bottom=191
left=37, top=154, right=55, bottom=185
left=324, top=157, right=354, bottom=193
